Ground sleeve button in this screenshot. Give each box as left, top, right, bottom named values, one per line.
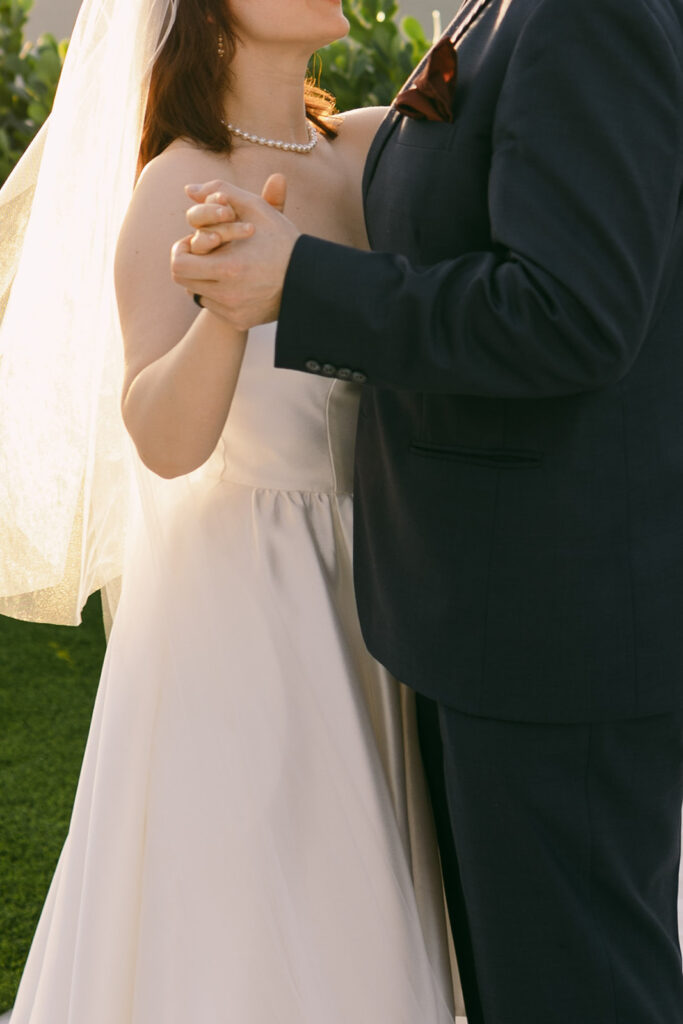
left=322, top=363, right=337, bottom=377
left=305, top=359, right=321, bottom=373
left=337, top=367, right=352, bottom=380
left=351, top=371, right=367, bottom=384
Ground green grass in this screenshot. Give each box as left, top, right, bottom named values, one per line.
left=0, top=595, right=105, bottom=1011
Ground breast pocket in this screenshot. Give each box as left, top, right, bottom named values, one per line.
left=410, top=441, right=543, bottom=469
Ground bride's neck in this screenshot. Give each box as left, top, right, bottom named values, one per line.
left=224, top=44, right=311, bottom=143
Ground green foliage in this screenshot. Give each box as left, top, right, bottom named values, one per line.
left=0, top=594, right=105, bottom=1010
left=0, top=0, right=67, bottom=184
left=315, top=0, right=431, bottom=110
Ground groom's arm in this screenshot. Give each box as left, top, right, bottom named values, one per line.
left=275, top=0, right=683, bottom=398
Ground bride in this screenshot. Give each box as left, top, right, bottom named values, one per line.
left=0, top=0, right=462, bottom=1020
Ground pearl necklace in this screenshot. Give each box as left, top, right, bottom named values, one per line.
left=225, top=120, right=318, bottom=154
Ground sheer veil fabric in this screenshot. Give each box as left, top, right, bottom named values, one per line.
left=0, top=0, right=177, bottom=624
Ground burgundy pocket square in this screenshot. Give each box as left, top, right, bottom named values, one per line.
left=394, top=36, right=458, bottom=123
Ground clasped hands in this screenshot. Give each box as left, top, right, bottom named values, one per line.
left=171, top=173, right=299, bottom=331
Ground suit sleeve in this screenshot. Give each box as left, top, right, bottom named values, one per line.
left=275, top=0, right=683, bottom=397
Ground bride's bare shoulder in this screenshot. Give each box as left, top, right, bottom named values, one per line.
left=118, top=140, right=234, bottom=255
left=136, top=139, right=235, bottom=198
left=334, top=106, right=391, bottom=157
left=116, top=141, right=234, bottom=302
left=337, top=105, right=391, bottom=133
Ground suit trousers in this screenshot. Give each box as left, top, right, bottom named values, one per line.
left=416, top=696, right=683, bottom=1023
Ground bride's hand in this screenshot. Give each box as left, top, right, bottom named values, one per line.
left=172, top=174, right=295, bottom=328
left=184, top=190, right=250, bottom=255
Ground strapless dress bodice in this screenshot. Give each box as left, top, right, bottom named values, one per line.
left=199, top=322, right=359, bottom=494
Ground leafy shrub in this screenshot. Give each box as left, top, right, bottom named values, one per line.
left=316, top=0, right=431, bottom=110
left=0, top=0, right=67, bottom=185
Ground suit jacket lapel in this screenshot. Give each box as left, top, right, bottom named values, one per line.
left=361, top=108, right=401, bottom=205
left=450, top=0, right=496, bottom=46
left=362, top=0, right=496, bottom=203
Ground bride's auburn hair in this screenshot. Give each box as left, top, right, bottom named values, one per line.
left=139, top=0, right=338, bottom=171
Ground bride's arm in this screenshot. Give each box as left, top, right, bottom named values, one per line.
left=115, top=147, right=248, bottom=479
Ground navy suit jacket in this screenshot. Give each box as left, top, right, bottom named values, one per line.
left=275, top=0, right=683, bottom=722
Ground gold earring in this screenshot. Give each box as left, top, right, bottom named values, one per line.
left=217, top=31, right=226, bottom=59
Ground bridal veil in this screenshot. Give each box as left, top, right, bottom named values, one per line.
left=0, top=0, right=178, bottom=624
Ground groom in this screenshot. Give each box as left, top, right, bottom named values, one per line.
left=174, top=0, right=683, bottom=1019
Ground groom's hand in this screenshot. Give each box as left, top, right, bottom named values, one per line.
left=171, top=175, right=299, bottom=329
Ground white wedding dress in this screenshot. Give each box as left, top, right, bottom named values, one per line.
left=10, top=323, right=461, bottom=1024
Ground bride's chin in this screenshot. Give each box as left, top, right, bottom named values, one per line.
left=311, top=0, right=350, bottom=45
left=318, top=15, right=351, bottom=48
